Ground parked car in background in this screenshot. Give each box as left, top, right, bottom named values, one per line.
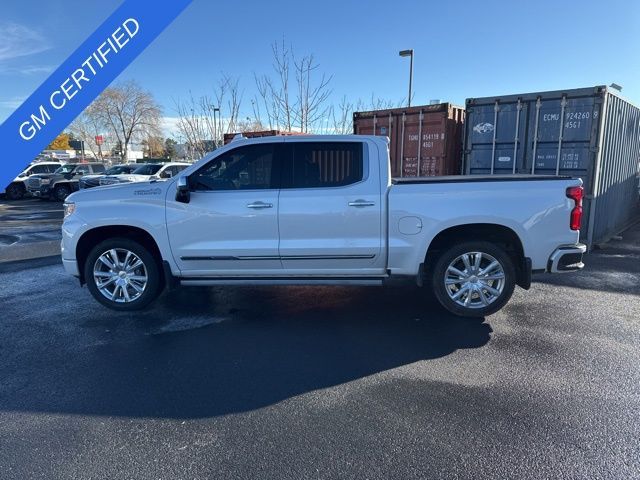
left=61, top=135, right=586, bottom=316
left=1, top=162, right=62, bottom=200
left=27, top=163, right=106, bottom=201
left=79, top=164, right=138, bottom=189
left=99, top=162, right=189, bottom=186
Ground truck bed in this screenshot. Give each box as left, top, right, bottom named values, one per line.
left=392, top=175, right=574, bottom=185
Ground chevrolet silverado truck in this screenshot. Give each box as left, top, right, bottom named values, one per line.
left=61, top=135, right=586, bottom=317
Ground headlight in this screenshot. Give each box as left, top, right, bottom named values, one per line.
left=63, top=202, right=76, bottom=218
left=40, top=178, right=51, bottom=185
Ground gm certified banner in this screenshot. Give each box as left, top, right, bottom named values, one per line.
left=0, top=0, right=193, bottom=188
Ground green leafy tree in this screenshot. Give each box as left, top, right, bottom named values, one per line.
left=164, top=138, right=178, bottom=159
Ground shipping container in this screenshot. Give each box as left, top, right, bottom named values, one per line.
left=353, top=103, right=465, bottom=178
left=223, top=130, right=307, bottom=145
left=463, top=86, right=640, bottom=247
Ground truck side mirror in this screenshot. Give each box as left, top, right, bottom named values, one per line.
left=176, top=176, right=191, bottom=203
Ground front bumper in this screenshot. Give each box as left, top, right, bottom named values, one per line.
left=548, top=244, right=587, bottom=273
left=28, top=186, right=51, bottom=197
left=62, top=257, right=80, bottom=276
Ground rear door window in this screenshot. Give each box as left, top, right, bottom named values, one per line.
left=283, top=142, right=364, bottom=188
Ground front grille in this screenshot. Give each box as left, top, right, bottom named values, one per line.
left=99, top=177, right=119, bottom=186
left=80, top=178, right=100, bottom=189
left=27, top=177, right=41, bottom=189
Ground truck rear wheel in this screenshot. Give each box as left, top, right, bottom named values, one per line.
left=432, top=241, right=516, bottom=317
left=84, top=238, right=162, bottom=311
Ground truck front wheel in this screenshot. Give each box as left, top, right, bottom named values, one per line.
left=53, top=184, right=71, bottom=201
left=432, top=241, right=516, bottom=317
left=84, top=238, right=162, bottom=311
left=5, top=183, right=25, bottom=200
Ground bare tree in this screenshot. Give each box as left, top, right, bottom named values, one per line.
left=69, top=103, right=106, bottom=160
left=174, top=92, right=207, bottom=159
left=329, top=95, right=354, bottom=134
left=218, top=74, right=242, bottom=134
left=294, top=54, right=332, bottom=132
left=93, top=80, right=162, bottom=161
left=142, top=136, right=165, bottom=158
left=254, top=39, right=332, bottom=133
left=236, top=117, right=265, bottom=133
left=173, top=74, right=243, bottom=158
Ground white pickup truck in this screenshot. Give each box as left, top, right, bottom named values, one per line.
left=61, top=135, right=586, bottom=316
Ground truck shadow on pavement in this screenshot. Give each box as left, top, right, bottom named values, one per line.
left=2, top=283, right=491, bottom=419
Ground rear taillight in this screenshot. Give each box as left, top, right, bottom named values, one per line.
left=566, top=186, right=584, bottom=231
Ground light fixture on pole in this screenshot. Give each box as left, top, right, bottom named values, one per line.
left=399, top=49, right=414, bottom=107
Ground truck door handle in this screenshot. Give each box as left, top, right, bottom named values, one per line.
left=246, top=202, right=273, bottom=209
left=348, top=200, right=375, bottom=207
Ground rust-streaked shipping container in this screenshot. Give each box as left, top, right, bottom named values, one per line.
left=223, top=130, right=307, bottom=145
left=353, top=103, right=465, bottom=177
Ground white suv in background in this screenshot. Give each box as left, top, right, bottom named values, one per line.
left=2, top=162, right=62, bottom=200
left=99, top=163, right=190, bottom=186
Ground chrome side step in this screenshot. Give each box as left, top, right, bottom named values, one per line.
left=180, top=277, right=386, bottom=287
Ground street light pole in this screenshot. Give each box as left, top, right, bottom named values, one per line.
left=399, top=49, right=414, bottom=107
left=213, top=107, right=220, bottom=147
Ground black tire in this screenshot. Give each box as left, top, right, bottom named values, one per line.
left=84, top=237, right=163, bottom=311
left=432, top=241, right=516, bottom=317
left=5, top=183, right=25, bottom=200
left=53, top=184, right=71, bottom=201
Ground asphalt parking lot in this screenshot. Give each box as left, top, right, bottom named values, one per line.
left=0, top=198, right=63, bottom=262
left=0, top=200, right=638, bottom=479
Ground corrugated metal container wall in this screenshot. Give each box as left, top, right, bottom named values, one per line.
left=353, top=103, right=465, bottom=177
left=589, top=93, right=640, bottom=245
left=463, top=86, right=640, bottom=247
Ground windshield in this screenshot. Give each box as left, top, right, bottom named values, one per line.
left=54, top=165, right=77, bottom=174
left=132, top=164, right=162, bottom=176
left=105, top=165, right=133, bottom=175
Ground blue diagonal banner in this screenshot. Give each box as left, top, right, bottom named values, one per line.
left=0, top=0, right=193, bottom=189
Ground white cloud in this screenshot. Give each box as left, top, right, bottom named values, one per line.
left=0, top=64, right=54, bottom=75
left=0, top=97, right=25, bottom=109
left=161, top=116, right=181, bottom=138
left=0, top=23, right=51, bottom=62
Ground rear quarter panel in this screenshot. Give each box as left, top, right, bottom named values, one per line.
left=387, top=178, right=582, bottom=275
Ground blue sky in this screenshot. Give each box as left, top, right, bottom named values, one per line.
left=1, top=0, right=639, bottom=136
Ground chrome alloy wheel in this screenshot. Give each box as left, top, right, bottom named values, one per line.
left=444, top=251, right=506, bottom=309
left=93, top=248, right=148, bottom=303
